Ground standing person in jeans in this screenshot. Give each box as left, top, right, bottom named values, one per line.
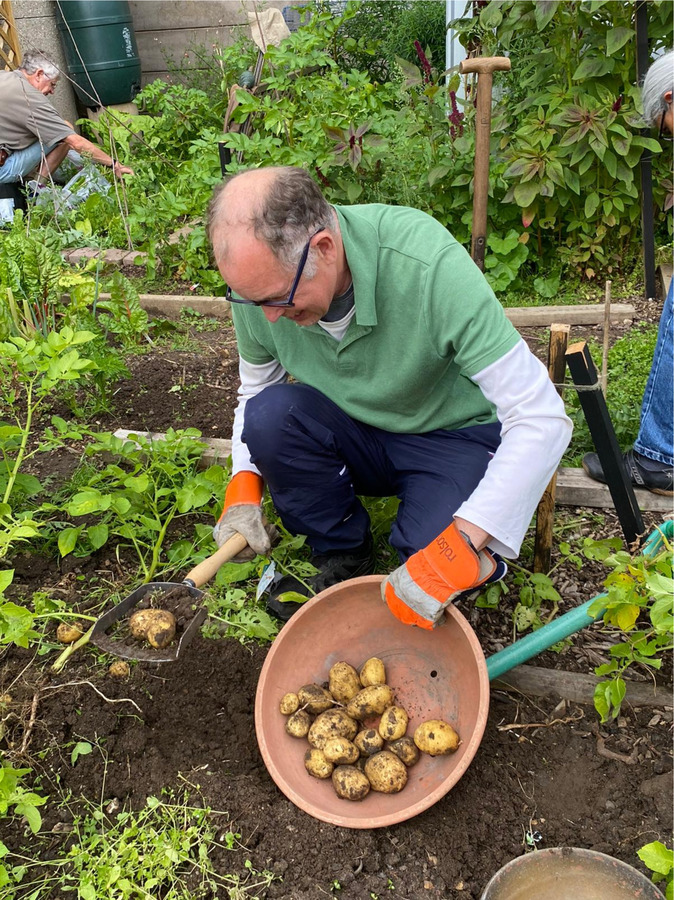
left=583, top=50, right=673, bottom=496
left=0, top=50, right=133, bottom=189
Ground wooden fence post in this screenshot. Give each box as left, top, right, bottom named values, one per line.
left=533, top=323, right=570, bottom=573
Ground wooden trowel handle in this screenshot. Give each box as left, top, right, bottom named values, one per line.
left=183, top=532, right=249, bottom=588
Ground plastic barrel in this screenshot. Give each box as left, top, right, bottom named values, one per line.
left=56, top=1, right=141, bottom=107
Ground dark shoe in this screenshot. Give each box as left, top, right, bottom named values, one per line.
left=582, top=449, right=673, bottom=496
left=266, top=535, right=376, bottom=623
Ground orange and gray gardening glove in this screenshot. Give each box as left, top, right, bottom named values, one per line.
left=213, top=471, right=278, bottom=562
left=381, top=522, right=498, bottom=630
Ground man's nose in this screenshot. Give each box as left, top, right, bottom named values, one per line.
left=263, top=306, right=286, bottom=323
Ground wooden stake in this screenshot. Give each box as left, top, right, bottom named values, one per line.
left=601, top=280, right=611, bottom=395
left=533, top=324, right=571, bottom=573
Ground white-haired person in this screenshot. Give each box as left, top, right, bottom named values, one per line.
left=0, top=49, right=133, bottom=189
left=583, top=50, right=673, bottom=496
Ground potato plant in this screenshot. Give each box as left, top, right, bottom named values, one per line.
left=43, top=428, right=227, bottom=583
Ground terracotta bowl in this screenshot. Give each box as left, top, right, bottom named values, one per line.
left=255, top=574, right=489, bottom=829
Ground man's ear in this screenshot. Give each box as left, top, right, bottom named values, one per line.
left=313, top=231, right=338, bottom=264
left=665, top=90, right=673, bottom=105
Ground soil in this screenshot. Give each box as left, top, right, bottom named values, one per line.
left=1, top=300, right=672, bottom=899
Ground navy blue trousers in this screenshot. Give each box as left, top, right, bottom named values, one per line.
left=242, top=384, right=501, bottom=562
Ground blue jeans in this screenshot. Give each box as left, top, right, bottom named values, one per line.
left=634, top=281, right=673, bottom=466
left=0, top=141, right=57, bottom=183
left=242, top=383, right=501, bottom=561
left=0, top=143, right=79, bottom=185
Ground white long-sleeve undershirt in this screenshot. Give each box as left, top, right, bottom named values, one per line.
left=230, top=335, right=572, bottom=559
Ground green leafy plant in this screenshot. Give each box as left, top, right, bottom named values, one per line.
left=588, top=530, right=673, bottom=722
left=70, top=741, right=93, bottom=767
left=0, top=327, right=97, bottom=560
left=0, top=585, right=94, bottom=655
left=638, top=841, right=673, bottom=900
left=0, top=762, right=47, bottom=836
left=96, top=271, right=151, bottom=348
left=565, top=324, right=658, bottom=465
left=203, top=586, right=278, bottom=643
left=451, top=0, right=673, bottom=276
left=0, top=791, right=277, bottom=899
left=51, top=429, right=226, bottom=583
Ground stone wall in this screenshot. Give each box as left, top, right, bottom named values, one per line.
left=129, top=1, right=303, bottom=88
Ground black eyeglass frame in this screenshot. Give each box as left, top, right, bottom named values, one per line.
left=658, top=108, right=667, bottom=140
left=225, top=227, right=325, bottom=308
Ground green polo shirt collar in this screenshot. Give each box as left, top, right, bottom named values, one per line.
left=334, top=206, right=378, bottom=327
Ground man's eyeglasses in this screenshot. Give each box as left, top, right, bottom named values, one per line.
left=658, top=107, right=673, bottom=141
left=225, top=228, right=325, bottom=308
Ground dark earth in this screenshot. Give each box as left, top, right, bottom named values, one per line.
left=1, top=296, right=672, bottom=899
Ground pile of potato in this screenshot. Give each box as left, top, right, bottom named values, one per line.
left=279, top=657, right=460, bottom=802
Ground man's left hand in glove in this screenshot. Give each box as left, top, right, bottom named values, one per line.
left=381, top=521, right=498, bottom=630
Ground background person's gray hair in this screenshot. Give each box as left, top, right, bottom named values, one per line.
left=207, top=167, right=335, bottom=277
left=20, top=50, right=61, bottom=81
left=642, top=49, right=674, bottom=127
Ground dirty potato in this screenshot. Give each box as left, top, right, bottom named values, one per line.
left=279, top=692, right=299, bottom=715
left=297, top=683, right=334, bottom=715
left=304, top=748, right=333, bottom=779
left=56, top=622, right=85, bottom=644
left=308, top=708, right=358, bottom=749
left=378, top=705, right=409, bottom=742
left=354, top=728, right=385, bottom=757
left=128, top=609, right=158, bottom=640
left=328, top=661, right=361, bottom=703
left=413, top=719, right=460, bottom=756
left=285, top=709, right=312, bottom=738
left=364, top=750, right=408, bottom=794
left=323, top=737, right=359, bottom=765
left=108, top=661, right=130, bottom=679
left=359, top=657, right=386, bottom=687
left=387, top=736, right=419, bottom=767
left=332, top=765, right=371, bottom=801
left=145, top=611, right=176, bottom=649
left=346, top=684, right=394, bottom=721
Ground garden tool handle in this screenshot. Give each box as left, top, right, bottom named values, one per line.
left=183, top=533, right=249, bottom=589
left=459, top=56, right=512, bottom=271
left=459, top=56, right=511, bottom=77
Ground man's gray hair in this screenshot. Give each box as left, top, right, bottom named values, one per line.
left=20, top=50, right=60, bottom=81
left=642, top=49, right=674, bottom=127
left=207, top=167, right=335, bottom=274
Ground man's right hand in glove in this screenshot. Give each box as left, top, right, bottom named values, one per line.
left=213, top=471, right=277, bottom=561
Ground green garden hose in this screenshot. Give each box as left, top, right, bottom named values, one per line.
left=486, top=519, right=672, bottom=681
